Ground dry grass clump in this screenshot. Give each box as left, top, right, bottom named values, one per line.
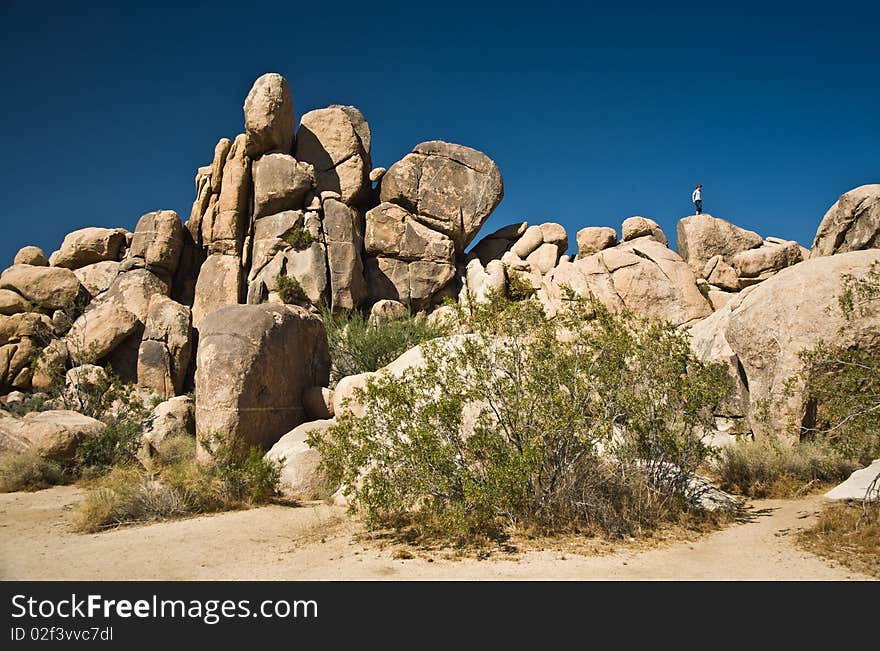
left=0, top=450, right=67, bottom=492
left=798, top=501, right=880, bottom=578
left=713, top=438, right=859, bottom=498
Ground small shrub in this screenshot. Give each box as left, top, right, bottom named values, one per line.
left=276, top=274, right=308, bottom=304
left=281, top=226, right=316, bottom=252
left=0, top=451, right=66, bottom=492
left=506, top=271, right=536, bottom=301
left=75, top=417, right=143, bottom=477
left=75, top=434, right=281, bottom=532
left=310, top=294, right=731, bottom=543
left=322, top=306, right=450, bottom=385
left=713, top=438, right=859, bottom=498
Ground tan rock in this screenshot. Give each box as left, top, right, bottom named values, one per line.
left=688, top=303, right=749, bottom=418
left=127, top=210, right=184, bottom=277
left=540, top=222, right=568, bottom=252
left=138, top=396, right=195, bottom=468
left=137, top=295, right=192, bottom=399
left=676, top=213, right=763, bottom=275
left=50, top=227, right=126, bottom=269
left=703, top=255, right=740, bottom=291
left=369, top=299, right=409, bottom=324
left=379, top=141, right=503, bottom=252
left=252, top=153, right=315, bottom=219
left=210, top=134, right=251, bottom=251
left=14, top=246, right=47, bottom=267
left=465, top=258, right=506, bottom=303
left=511, top=225, right=544, bottom=258
left=732, top=240, right=802, bottom=278
left=0, top=410, right=105, bottom=462
left=244, top=73, right=295, bottom=158
left=576, top=226, right=617, bottom=257
left=707, top=289, right=734, bottom=311
left=726, top=250, right=880, bottom=439
left=526, top=242, right=560, bottom=275
left=192, top=254, right=242, bottom=328
left=73, top=261, right=122, bottom=297
left=811, top=184, right=880, bottom=258
left=365, top=202, right=454, bottom=262
left=195, top=304, right=330, bottom=456
left=265, top=419, right=337, bottom=500
left=0, top=265, right=84, bottom=310
left=295, top=105, right=372, bottom=206
left=622, top=216, right=667, bottom=245
left=369, top=167, right=386, bottom=183
left=210, top=138, right=233, bottom=194
left=0, top=289, right=31, bottom=315
left=323, top=199, right=367, bottom=311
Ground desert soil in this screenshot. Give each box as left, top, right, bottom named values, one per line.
left=0, top=486, right=872, bottom=581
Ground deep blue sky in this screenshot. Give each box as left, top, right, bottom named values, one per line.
left=2, top=1, right=878, bottom=265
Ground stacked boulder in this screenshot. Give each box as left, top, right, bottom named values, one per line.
left=676, top=213, right=807, bottom=310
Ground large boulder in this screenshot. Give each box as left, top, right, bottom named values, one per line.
left=195, top=304, right=330, bottom=456
left=379, top=141, right=503, bottom=252
left=364, top=256, right=456, bottom=309
left=576, top=226, right=617, bottom=258
left=811, top=184, right=880, bottom=258
left=251, top=153, right=315, bottom=219
left=0, top=410, right=105, bottom=462
left=192, top=254, right=242, bottom=329
left=365, top=202, right=455, bottom=262
left=541, top=236, right=712, bottom=326
left=13, top=246, right=47, bottom=267
left=49, top=227, right=127, bottom=269
left=825, top=460, right=880, bottom=501
left=323, top=199, right=367, bottom=311
left=243, top=73, right=295, bottom=158
left=207, top=133, right=251, bottom=253
left=622, top=216, right=667, bottom=245
left=676, top=213, right=763, bottom=276
left=732, top=240, right=803, bottom=279
left=73, top=261, right=122, bottom=297
left=137, top=295, right=192, bottom=399
left=138, top=395, right=196, bottom=468
left=126, top=210, right=184, bottom=278
left=0, top=289, right=31, bottom=316
left=265, top=419, right=337, bottom=500
left=0, top=265, right=85, bottom=311
left=725, top=250, right=880, bottom=439
left=295, top=106, right=372, bottom=206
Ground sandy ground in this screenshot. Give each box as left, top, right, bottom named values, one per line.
left=0, top=486, right=873, bottom=580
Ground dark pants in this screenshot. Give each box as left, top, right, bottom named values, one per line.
left=694, top=200, right=702, bottom=214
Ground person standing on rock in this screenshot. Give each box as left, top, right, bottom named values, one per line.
left=692, top=184, right=703, bottom=214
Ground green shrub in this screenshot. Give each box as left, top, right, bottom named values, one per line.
left=322, top=306, right=450, bottom=385
left=75, top=417, right=143, bottom=477
left=713, top=438, right=860, bottom=498
left=0, top=451, right=66, bottom=492
left=276, top=274, right=308, bottom=304
left=75, top=434, right=281, bottom=532
left=281, top=226, right=316, bottom=251
left=310, top=293, right=732, bottom=542
left=506, top=271, right=536, bottom=301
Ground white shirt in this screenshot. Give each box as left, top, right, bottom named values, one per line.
left=692, top=188, right=702, bottom=202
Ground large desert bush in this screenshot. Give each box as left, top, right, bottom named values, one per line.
left=310, top=292, right=732, bottom=541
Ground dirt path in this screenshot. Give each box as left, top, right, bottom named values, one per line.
left=0, top=486, right=872, bottom=580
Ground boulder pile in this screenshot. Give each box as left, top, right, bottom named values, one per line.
left=1, top=71, right=878, bottom=485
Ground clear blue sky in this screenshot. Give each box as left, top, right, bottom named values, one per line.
left=2, top=1, right=878, bottom=265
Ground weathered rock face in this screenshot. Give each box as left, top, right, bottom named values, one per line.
left=323, top=199, right=367, bottom=311
left=126, top=211, right=184, bottom=279
left=379, top=141, right=504, bottom=252
left=732, top=239, right=802, bottom=279
left=195, top=304, right=330, bottom=456
left=676, top=213, right=763, bottom=276
left=14, top=246, right=47, bottom=267
left=243, top=73, right=295, bottom=158
left=467, top=222, right=527, bottom=266
left=138, top=395, right=195, bottom=468
left=251, top=153, right=315, bottom=219
left=811, top=184, right=880, bottom=258
left=192, top=254, right=242, bottom=329
left=0, top=289, right=31, bottom=316
left=576, top=226, right=617, bottom=258
left=622, top=216, right=667, bottom=245
left=265, top=419, right=337, bottom=500
left=295, top=106, right=372, bottom=207
left=0, top=410, right=105, bottom=461
left=137, top=295, right=192, bottom=399
left=365, top=202, right=455, bottom=262
left=0, top=265, right=85, bottom=311
left=703, top=255, right=740, bottom=291
left=369, top=299, right=408, bottom=324
left=540, top=235, right=712, bottom=326
left=73, top=261, right=122, bottom=297
left=724, top=251, right=880, bottom=440
left=0, top=313, right=54, bottom=393
left=50, top=227, right=127, bottom=270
